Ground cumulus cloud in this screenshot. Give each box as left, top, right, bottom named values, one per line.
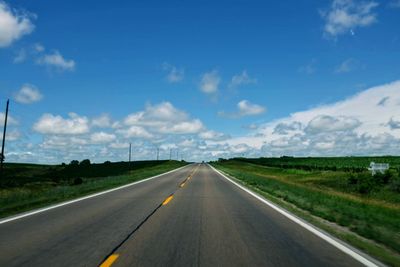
left=162, top=62, right=184, bottom=83
left=387, top=117, right=400, bottom=130
left=37, top=50, right=75, bottom=71
left=116, top=126, right=153, bottom=139
left=124, top=102, right=204, bottom=135
left=0, top=112, right=18, bottom=125
left=229, top=70, right=257, bottom=88
left=321, top=0, right=378, bottom=38
left=90, top=132, right=116, bottom=144
left=33, top=113, right=89, bottom=135
left=92, top=114, right=112, bottom=128
left=305, top=115, right=361, bottom=133
left=219, top=100, right=266, bottom=118
left=0, top=2, right=35, bottom=47
left=198, top=130, right=229, bottom=141
left=273, top=122, right=302, bottom=135
left=223, top=80, right=400, bottom=156
left=200, top=70, right=220, bottom=94
left=14, top=84, right=43, bottom=104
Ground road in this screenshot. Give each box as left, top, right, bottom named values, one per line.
left=0, top=163, right=372, bottom=266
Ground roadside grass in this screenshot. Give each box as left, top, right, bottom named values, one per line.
left=0, top=160, right=187, bottom=219
left=212, top=160, right=400, bottom=266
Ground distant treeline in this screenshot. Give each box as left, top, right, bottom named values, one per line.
left=220, top=156, right=400, bottom=172
left=1, top=160, right=171, bottom=188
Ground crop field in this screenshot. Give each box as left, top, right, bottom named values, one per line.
left=0, top=160, right=187, bottom=219
left=212, top=157, right=400, bottom=266
left=233, top=156, right=400, bottom=172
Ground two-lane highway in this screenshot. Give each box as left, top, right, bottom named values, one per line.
left=0, top=163, right=374, bottom=266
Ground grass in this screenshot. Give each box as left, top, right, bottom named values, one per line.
left=212, top=160, right=400, bottom=267
left=0, top=160, right=187, bottom=219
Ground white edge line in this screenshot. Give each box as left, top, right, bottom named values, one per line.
left=0, top=164, right=191, bottom=225
left=208, top=164, right=382, bottom=267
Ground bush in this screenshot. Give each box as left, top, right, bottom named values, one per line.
left=70, top=160, right=79, bottom=166
left=389, top=176, right=400, bottom=193
left=347, top=173, right=375, bottom=194
left=72, top=177, right=83, bottom=185
left=373, top=170, right=393, bottom=185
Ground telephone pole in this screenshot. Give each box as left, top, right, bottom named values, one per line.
left=156, top=147, right=159, bottom=161
left=129, top=143, right=132, bottom=162
left=169, top=148, right=172, bottom=160
left=0, top=99, right=9, bottom=175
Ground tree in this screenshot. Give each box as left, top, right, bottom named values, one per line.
left=80, top=159, right=91, bottom=166
left=69, top=160, right=79, bottom=166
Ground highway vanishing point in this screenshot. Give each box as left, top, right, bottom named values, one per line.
left=0, top=163, right=380, bottom=267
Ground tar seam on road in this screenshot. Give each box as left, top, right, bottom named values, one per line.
left=98, top=165, right=198, bottom=267
left=208, top=164, right=383, bottom=267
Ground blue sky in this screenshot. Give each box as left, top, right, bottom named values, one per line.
left=1, top=0, right=400, bottom=163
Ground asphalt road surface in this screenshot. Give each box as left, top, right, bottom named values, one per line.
left=0, top=163, right=372, bottom=267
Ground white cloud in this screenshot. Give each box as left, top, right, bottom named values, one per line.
left=223, top=80, right=400, bottom=156
left=200, top=70, right=220, bottom=94
left=37, top=50, right=75, bottom=71
left=335, top=58, right=359, bottom=73
left=162, top=62, right=184, bottom=83
left=33, top=113, right=89, bottom=135
left=14, top=84, right=43, bottom=104
left=305, top=115, right=361, bottom=133
left=219, top=100, right=266, bottom=118
left=0, top=112, right=18, bottom=125
left=92, top=114, right=112, bottom=128
left=198, top=130, right=228, bottom=140
left=387, top=117, right=400, bottom=130
left=13, top=48, right=26, bottom=63
left=0, top=2, right=35, bottom=47
left=33, top=43, right=44, bottom=52
left=229, top=70, right=257, bottom=88
left=109, top=142, right=130, bottom=149
left=0, top=129, right=20, bottom=142
left=90, top=132, right=116, bottom=144
left=123, top=102, right=204, bottom=135
left=321, top=0, right=378, bottom=38
left=117, top=126, right=153, bottom=139
left=238, top=100, right=266, bottom=116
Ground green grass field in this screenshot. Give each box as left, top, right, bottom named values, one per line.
left=212, top=158, right=400, bottom=266
left=0, top=160, right=187, bottom=219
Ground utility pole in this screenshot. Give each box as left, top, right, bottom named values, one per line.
left=156, top=147, right=159, bottom=161
left=0, top=99, right=9, bottom=175
left=129, top=143, right=132, bottom=162
left=169, top=148, right=172, bottom=160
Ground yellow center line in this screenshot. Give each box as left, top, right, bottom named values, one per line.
left=162, top=195, right=174, bottom=205
left=100, top=254, right=119, bottom=267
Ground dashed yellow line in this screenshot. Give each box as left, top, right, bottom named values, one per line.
left=100, top=254, right=119, bottom=267
left=162, top=195, right=174, bottom=205
left=180, top=182, right=186, bottom=188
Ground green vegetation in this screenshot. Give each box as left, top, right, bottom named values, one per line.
left=212, top=158, right=400, bottom=266
left=232, top=156, right=400, bottom=172
left=0, top=160, right=187, bottom=219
